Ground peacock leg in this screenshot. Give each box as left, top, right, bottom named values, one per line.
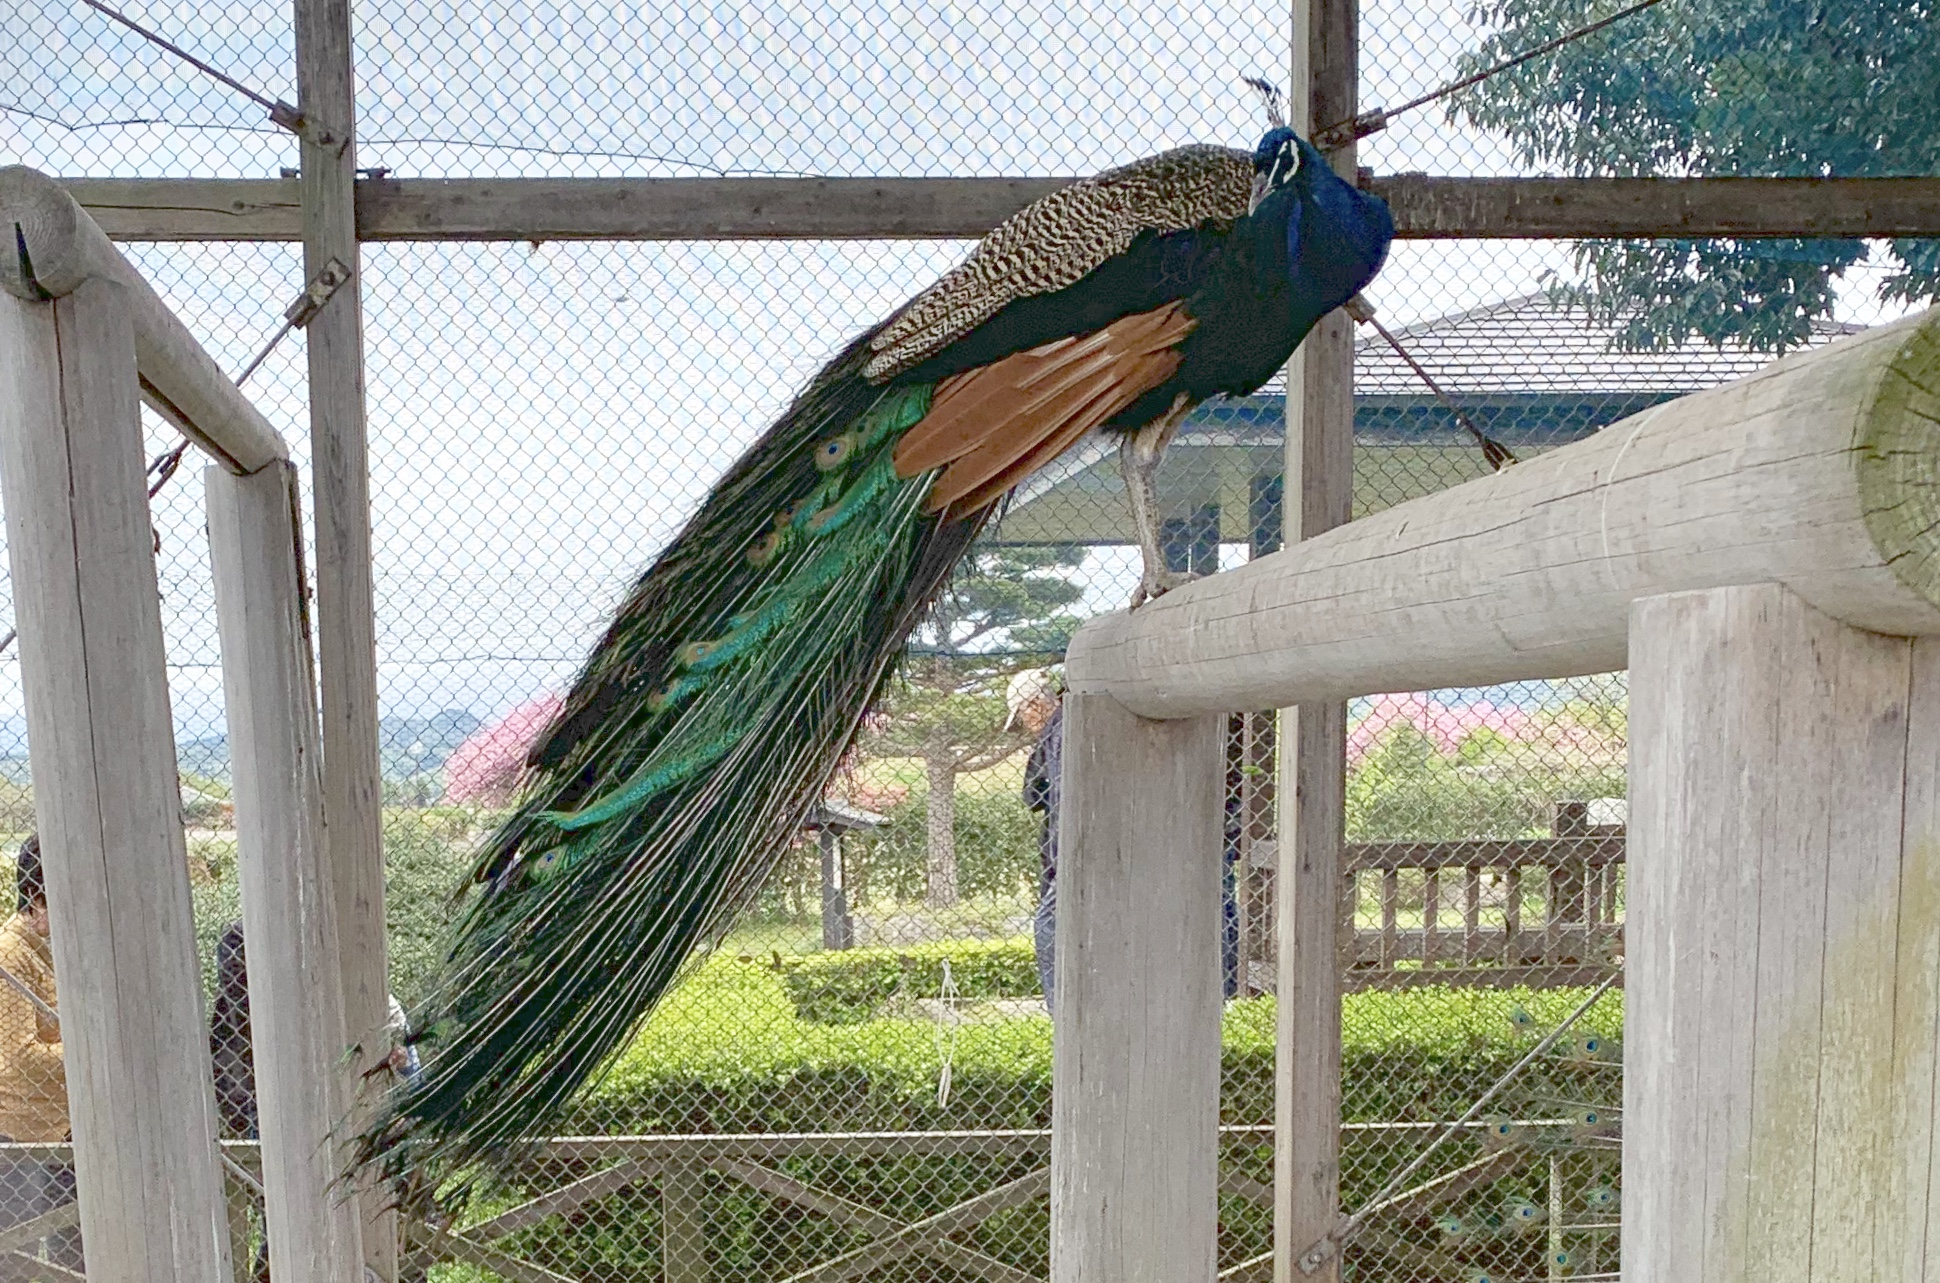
left=1120, top=393, right=1196, bottom=609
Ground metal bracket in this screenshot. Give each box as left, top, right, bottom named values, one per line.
left=1315, top=110, right=1388, bottom=152
left=233, top=259, right=355, bottom=386
left=284, top=258, right=354, bottom=329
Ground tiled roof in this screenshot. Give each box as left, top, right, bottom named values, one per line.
left=1253, top=294, right=1865, bottom=398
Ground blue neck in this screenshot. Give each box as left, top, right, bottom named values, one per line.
left=1282, top=167, right=1394, bottom=316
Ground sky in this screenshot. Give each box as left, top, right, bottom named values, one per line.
left=0, top=0, right=1924, bottom=744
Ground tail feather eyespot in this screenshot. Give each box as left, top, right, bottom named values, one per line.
left=814, top=433, right=858, bottom=472
left=747, top=529, right=783, bottom=566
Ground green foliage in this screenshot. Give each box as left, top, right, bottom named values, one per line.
left=738, top=787, right=1039, bottom=923
left=382, top=807, right=483, bottom=1009
left=849, top=789, right=1042, bottom=906
left=913, top=544, right=1088, bottom=660
left=1347, top=724, right=1623, bottom=842
left=188, top=807, right=480, bottom=1012
left=778, top=937, right=1042, bottom=1023
left=468, top=957, right=1623, bottom=1280
left=1451, top=0, right=1940, bottom=349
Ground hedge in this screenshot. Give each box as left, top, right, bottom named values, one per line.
left=462, top=958, right=1625, bottom=1281
left=777, top=937, right=1043, bottom=1023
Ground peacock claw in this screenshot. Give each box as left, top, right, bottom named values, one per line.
left=1129, top=568, right=1200, bottom=610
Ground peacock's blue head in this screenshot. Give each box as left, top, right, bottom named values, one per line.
left=1240, top=79, right=1393, bottom=298
left=1248, top=126, right=1304, bottom=214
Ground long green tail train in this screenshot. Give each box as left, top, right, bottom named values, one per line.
left=361, top=333, right=982, bottom=1184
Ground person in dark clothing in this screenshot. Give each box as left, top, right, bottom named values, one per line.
left=1012, top=671, right=1063, bottom=1016
left=1016, top=671, right=1242, bottom=1019
left=210, top=921, right=257, bottom=1141
left=209, top=920, right=269, bottom=1283
left=0, top=835, right=83, bottom=1283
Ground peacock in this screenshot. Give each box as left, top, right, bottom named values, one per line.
left=361, top=88, right=1394, bottom=1186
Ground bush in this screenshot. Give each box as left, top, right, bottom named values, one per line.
left=1347, top=722, right=1624, bottom=842
left=778, top=937, right=1041, bottom=1022
left=382, top=807, right=485, bottom=1008
left=477, top=960, right=1624, bottom=1280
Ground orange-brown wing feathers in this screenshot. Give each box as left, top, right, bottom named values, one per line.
left=891, top=301, right=1196, bottom=515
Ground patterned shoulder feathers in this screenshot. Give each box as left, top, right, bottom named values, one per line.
left=862, top=145, right=1253, bottom=381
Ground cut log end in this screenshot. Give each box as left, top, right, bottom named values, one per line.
left=1859, top=309, right=1940, bottom=612
left=0, top=166, right=89, bottom=301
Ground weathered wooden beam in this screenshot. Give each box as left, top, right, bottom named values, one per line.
left=789, top=1167, right=1051, bottom=1283
left=1066, top=308, right=1940, bottom=719
left=0, top=277, right=235, bottom=1282
left=1371, top=174, right=1940, bottom=239
left=1342, top=836, right=1626, bottom=871
left=1, top=165, right=288, bottom=471
left=465, top=1161, right=653, bottom=1242
left=1052, top=693, right=1224, bottom=1283
left=294, top=0, right=394, bottom=1274
left=1624, top=584, right=1937, bottom=1280
left=536, top=1129, right=1054, bottom=1163
left=57, top=174, right=1940, bottom=242
left=717, top=1159, right=1040, bottom=1283
left=1277, top=2, right=1357, bottom=1275
left=410, top=1226, right=575, bottom=1283
left=207, top=459, right=366, bottom=1283
left=662, top=1160, right=709, bottom=1283
left=1340, top=963, right=1618, bottom=993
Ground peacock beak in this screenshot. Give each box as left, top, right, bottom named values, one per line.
left=1247, top=172, right=1270, bottom=214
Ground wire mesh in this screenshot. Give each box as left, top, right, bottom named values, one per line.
left=1, top=0, right=1937, bottom=1279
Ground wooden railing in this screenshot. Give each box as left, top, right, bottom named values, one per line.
left=1341, top=801, right=1626, bottom=992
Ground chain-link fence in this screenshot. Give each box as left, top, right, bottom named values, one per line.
left=3, top=0, right=1936, bottom=1278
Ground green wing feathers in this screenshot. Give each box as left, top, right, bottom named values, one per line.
left=363, top=343, right=980, bottom=1182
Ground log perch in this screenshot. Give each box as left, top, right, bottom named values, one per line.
left=0, top=165, right=287, bottom=473
left=1067, top=307, right=1940, bottom=718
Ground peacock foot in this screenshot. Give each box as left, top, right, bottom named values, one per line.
left=1129, top=567, right=1201, bottom=610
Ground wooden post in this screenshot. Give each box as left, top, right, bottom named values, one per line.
left=818, top=828, right=853, bottom=951
left=1050, top=692, right=1224, bottom=1283
left=1276, top=0, right=1357, bottom=1272
left=0, top=279, right=233, bottom=1281
left=1549, top=800, right=1590, bottom=940
left=661, top=1162, right=708, bottom=1283
left=208, top=461, right=366, bottom=1283
left=294, top=0, right=392, bottom=1274
left=1624, top=582, right=1940, bottom=1280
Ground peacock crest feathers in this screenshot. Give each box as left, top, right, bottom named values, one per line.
left=862, top=145, right=1252, bottom=381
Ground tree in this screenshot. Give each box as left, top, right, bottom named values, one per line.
left=864, top=545, right=1085, bottom=908
left=1451, top=0, right=1940, bottom=351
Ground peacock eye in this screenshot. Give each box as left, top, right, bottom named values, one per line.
left=747, top=529, right=783, bottom=566
left=646, top=685, right=675, bottom=713
left=814, top=433, right=857, bottom=471
left=678, top=640, right=715, bottom=667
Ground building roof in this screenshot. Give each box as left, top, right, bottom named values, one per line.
left=1349, top=293, right=1863, bottom=397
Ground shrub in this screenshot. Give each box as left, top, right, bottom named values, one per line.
left=381, top=807, right=485, bottom=1008
left=486, top=961, right=1625, bottom=1280
left=777, top=937, right=1041, bottom=1023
